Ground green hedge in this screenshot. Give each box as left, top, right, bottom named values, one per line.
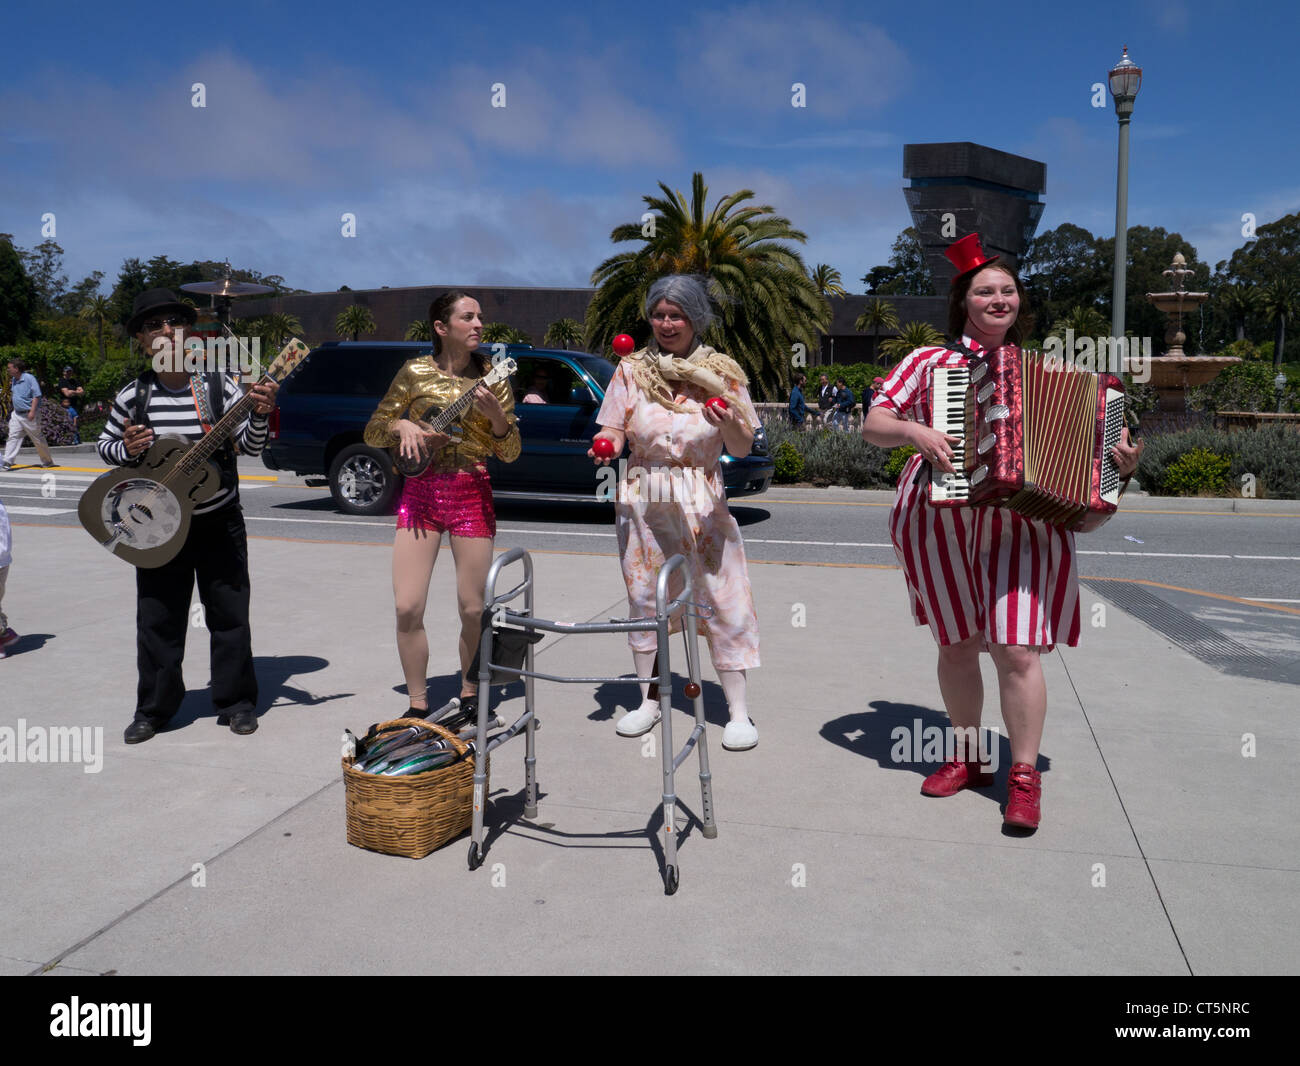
left=1189, top=362, right=1299, bottom=414
left=763, top=415, right=1300, bottom=498
left=1137, top=424, right=1300, bottom=498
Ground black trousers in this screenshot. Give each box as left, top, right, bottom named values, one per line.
left=134, top=506, right=258, bottom=726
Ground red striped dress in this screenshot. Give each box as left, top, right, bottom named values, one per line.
left=870, top=340, right=1081, bottom=649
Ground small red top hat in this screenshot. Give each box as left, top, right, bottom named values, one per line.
left=944, top=233, right=999, bottom=278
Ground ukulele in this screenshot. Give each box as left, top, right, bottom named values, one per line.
left=393, top=357, right=518, bottom=477
left=77, top=339, right=309, bottom=568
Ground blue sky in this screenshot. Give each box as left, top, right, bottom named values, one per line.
left=2, top=0, right=1296, bottom=296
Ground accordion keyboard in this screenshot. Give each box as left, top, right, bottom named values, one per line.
left=930, top=366, right=971, bottom=502
left=1099, top=387, right=1126, bottom=504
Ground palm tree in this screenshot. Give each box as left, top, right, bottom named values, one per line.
left=405, top=319, right=431, bottom=341
left=1259, top=278, right=1298, bottom=367
left=79, top=294, right=113, bottom=362
left=1217, top=283, right=1259, bottom=342
left=879, top=321, right=944, bottom=363
left=1047, top=305, right=1111, bottom=343
left=335, top=304, right=377, bottom=342
left=586, top=172, right=830, bottom=400
left=481, top=322, right=531, bottom=345
left=263, top=312, right=304, bottom=349
left=810, top=264, right=848, bottom=297
left=855, top=298, right=899, bottom=364
left=544, top=318, right=585, bottom=350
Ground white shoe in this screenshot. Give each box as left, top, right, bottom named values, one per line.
left=721, top=717, right=758, bottom=751
left=616, top=702, right=661, bottom=737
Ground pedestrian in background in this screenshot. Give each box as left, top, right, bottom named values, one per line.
left=831, top=377, right=854, bottom=430
left=59, top=366, right=85, bottom=444
left=2, top=359, right=55, bottom=470
left=789, top=371, right=807, bottom=428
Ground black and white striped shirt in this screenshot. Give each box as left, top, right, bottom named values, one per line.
left=98, top=375, right=268, bottom=515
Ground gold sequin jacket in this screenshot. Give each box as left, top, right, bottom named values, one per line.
left=363, top=357, right=521, bottom=472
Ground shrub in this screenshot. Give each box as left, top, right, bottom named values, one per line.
left=1216, top=338, right=1261, bottom=362
left=773, top=439, right=804, bottom=483
left=1161, top=448, right=1232, bottom=496
left=1189, top=362, right=1296, bottom=414
left=800, top=429, right=890, bottom=488
left=883, top=445, right=917, bottom=483
left=1137, top=424, right=1300, bottom=498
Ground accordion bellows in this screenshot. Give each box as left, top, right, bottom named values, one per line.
left=931, top=345, right=1126, bottom=532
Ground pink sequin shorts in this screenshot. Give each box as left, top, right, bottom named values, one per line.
left=396, top=467, right=496, bottom=538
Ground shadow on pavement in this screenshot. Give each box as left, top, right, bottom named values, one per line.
left=168, top=653, right=346, bottom=729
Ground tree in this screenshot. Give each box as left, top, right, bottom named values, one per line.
left=1259, top=278, right=1298, bottom=368
left=1220, top=210, right=1300, bottom=290
left=58, top=271, right=106, bottom=317
left=0, top=236, right=36, bottom=345
left=879, top=321, right=944, bottom=362
left=405, top=319, right=431, bottom=341
left=543, top=318, right=584, bottom=349
left=20, top=240, right=69, bottom=315
left=335, top=305, right=377, bottom=342
left=1095, top=227, right=1210, bottom=352
left=257, top=312, right=304, bottom=350
left=1021, top=223, right=1107, bottom=329
left=854, top=299, right=899, bottom=363
left=109, top=257, right=150, bottom=327
left=1215, top=283, right=1261, bottom=342
left=860, top=228, right=935, bottom=296
left=810, top=264, right=848, bottom=297
left=79, top=295, right=113, bottom=362
left=586, top=172, right=830, bottom=400
left=480, top=323, right=530, bottom=344
left=1047, top=305, right=1111, bottom=343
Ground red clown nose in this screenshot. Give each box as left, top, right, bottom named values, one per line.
left=612, top=334, right=635, bottom=357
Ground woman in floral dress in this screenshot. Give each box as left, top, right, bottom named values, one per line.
left=590, top=275, right=760, bottom=751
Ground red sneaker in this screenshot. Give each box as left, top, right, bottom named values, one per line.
left=1004, top=763, right=1042, bottom=829
left=921, top=757, right=994, bottom=797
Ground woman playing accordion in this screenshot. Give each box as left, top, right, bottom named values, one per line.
left=862, top=234, right=1143, bottom=830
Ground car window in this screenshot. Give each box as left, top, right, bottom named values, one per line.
left=514, top=358, right=592, bottom=405
left=575, top=355, right=614, bottom=394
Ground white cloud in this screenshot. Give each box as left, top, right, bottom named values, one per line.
left=687, top=3, right=910, bottom=118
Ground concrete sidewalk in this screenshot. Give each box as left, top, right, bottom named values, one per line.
left=1, top=507, right=1296, bottom=974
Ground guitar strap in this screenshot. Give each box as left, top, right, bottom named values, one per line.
left=132, top=371, right=236, bottom=494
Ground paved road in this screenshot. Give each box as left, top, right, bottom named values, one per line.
left=12, top=452, right=1298, bottom=675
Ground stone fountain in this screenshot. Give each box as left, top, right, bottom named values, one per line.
left=1133, top=252, right=1239, bottom=414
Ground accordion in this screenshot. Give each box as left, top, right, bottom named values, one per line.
left=928, top=345, right=1126, bottom=532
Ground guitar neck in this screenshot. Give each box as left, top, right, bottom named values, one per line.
left=188, top=377, right=266, bottom=467
left=429, top=386, right=478, bottom=431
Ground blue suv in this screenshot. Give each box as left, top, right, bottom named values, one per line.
left=262, top=342, right=775, bottom=514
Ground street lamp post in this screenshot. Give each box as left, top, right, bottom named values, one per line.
left=1108, top=47, right=1143, bottom=345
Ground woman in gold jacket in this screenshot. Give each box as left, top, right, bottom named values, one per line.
left=364, top=291, right=521, bottom=717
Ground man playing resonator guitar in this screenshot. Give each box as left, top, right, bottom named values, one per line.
left=98, top=289, right=279, bottom=744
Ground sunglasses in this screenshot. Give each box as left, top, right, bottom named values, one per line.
left=141, top=315, right=188, bottom=333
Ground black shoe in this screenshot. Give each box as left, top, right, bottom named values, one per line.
left=229, top=709, right=258, bottom=735
left=124, top=720, right=156, bottom=744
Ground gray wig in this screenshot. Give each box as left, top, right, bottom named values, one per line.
left=644, top=275, right=717, bottom=336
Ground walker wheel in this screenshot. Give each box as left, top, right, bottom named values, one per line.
left=467, top=841, right=484, bottom=870
left=664, top=865, right=679, bottom=895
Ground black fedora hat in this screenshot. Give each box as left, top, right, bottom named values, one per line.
left=127, top=289, right=197, bottom=336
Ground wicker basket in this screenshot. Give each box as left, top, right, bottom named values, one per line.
left=343, top=718, right=487, bottom=859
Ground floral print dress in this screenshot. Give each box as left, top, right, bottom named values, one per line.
left=596, top=358, right=761, bottom=670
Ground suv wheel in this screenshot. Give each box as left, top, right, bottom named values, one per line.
left=328, top=444, right=401, bottom=515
